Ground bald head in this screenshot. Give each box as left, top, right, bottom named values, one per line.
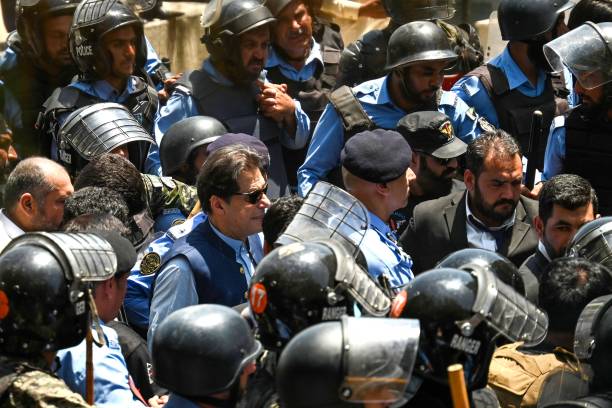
left=4, top=157, right=73, bottom=231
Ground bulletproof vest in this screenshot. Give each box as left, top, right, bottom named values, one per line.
left=154, top=220, right=248, bottom=306
left=467, top=64, right=561, bottom=170
left=564, top=107, right=612, bottom=216
left=174, top=68, right=289, bottom=198
left=488, top=343, right=584, bottom=408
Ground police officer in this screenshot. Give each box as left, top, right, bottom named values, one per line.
left=392, top=266, right=548, bottom=407
left=39, top=0, right=159, bottom=152
left=298, top=20, right=489, bottom=196
left=336, top=0, right=484, bottom=89
left=0, top=231, right=119, bottom=407
left=566, top=217, right=612, bottom=271
left=159, top=116, right=227, bottom=185
left=542, top=22, right=612, bottom=215
left=264, top=0, right=343, bottom=189
left=340, top=129, right=416, bottom=292
left=149, top=0, right=310, bottom=199
left=452, top=0, right=573, bottom=169
left=152, top=304, right=262, bottom=407
left=276, top=316, right=421, bottom=408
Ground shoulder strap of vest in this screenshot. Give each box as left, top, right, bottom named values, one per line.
left=328, top=85, right=374, bottom=135
left=469, top=64, right=510, bottom=98
left=174, top=69, right=214, bottom=101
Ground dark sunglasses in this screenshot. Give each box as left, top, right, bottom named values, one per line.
left=233, top=184, right=268, bottom=204
left=415, top=150, right=454, bottom=166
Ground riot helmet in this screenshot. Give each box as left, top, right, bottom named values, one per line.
left=0, top=232, right=116, bottom=356
left=152, top=304, right=262, bottom=401
left=382, top=0, right=455, bottom=26
left=545, top=22, right=612, bottom=91
left=392, top=267, right=548, bottom=391
left=159, top=116, right=227, bottom=179
left=498, top=0, right=574, bottom=41
left=566, top=217, right=612, bottom=271
left=249, top=240, right=391, bottom=351
left=437, top=248, right=538, bottom=304
left=386, top=21, right=457, bottom=71
left=201, top=0, right=275, bottom=82
left=56, top=102, right=154, bottom=177
left=276, top=317, right=421, bottom=408
left=16, top=0, right=80, bottom=62
left=69, top=0, right=147, bottom=78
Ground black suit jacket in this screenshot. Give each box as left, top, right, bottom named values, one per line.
left=399, top=191, right=539, bottom=274
left=518, top=247, right=550, bottom=303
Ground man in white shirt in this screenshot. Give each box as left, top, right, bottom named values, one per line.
left=0, top=157, right=73, bottom=251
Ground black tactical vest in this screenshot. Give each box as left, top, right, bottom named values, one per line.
left=174, top=68, right=290, bottom=198
left=467, top=64, right=563, bottom=169
left=564, top=107, right=612, bottom=215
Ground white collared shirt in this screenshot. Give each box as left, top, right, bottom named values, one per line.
left=0, top=209, right=24, bottom=252
left=465, top=196, right=516, bottom=252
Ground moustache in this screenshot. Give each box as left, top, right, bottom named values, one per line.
left=248, top=58, right=264, bottom=67
left=493, top=199, right=516, bottom=208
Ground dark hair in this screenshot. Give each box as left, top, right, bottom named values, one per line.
left=74, top=154, right=146, bottom=216
left=4, top=158, right=56, bottom=210
left=197, top=146, right=265, bottom=213
left=464, top=129, right=521, bottom=176
left=262, top=195, right=303, bottom=246
left=568, top=0, right=612, bottom=29
left=62, top=213, right=131, bottom=240
left=539, top=174, right=599, bottom=223
left=62, top=186, right=130, bottom=226
left=540, top=257, right=612, bottom=333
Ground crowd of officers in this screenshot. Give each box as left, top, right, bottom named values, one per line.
left=2, top=0, right=612, bottom=406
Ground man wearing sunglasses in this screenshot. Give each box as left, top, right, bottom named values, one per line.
left=147, top=145, right=270, bottom=346
left=395, top=111, right=467, bottom=231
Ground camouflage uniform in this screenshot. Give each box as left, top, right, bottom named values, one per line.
left=141, top=174, right=198, bottom=221
left=0, top=357, right=91, bottom=408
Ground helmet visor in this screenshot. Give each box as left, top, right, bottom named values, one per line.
left=276, top=182, right=369, bottom=258
left=544, top=22, right=612, bottom=89
left=339, top=317, right=420, bottom=404
left=126, top=0, right=156, bottom=13
left=574, top=294, right=612, bottom=360
left=472, top=268, right=548, bottom=347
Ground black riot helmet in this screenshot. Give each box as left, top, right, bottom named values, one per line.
left=541, top=393, right=612, bottom=408
left=276, top=316, right=421, bottom=408
left=391, top=267, right=548, bottom=391
left=382, top=0, right=455, bottom=26
left=264, top=0, right=293, bottom=16
left=201, top=0, right=275, bottom=81
left=498, top=0, right=574, bottom=41
left=56, top=102, right=154, bottom=177
left=0, top=232, right=116, bottom=357
left=566, top=217, right=612, bottom=270
left=16, top=0, right=80, bottom=62
left=386, top=20, right=457, bottom=71
left=152, top=304, right=262, bottom=402
left=159, top=116, right=227, bottom=179
left=437, top=248, right=538, bottom=304
left=69, top=0, right=146, bottom=78
left=249, top=240, right=391, bottom=351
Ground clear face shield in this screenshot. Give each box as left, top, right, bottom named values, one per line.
left=544, top=22, right=612, bottom=90
left=339, top=316, right=421, bottom=407
left=566, top=219, right=612, bottom=270
left=276, top=182, right=370, bottom=259
left=574, top=294, right=612, bottom=361
left=457, top=267, right=549, bottom=347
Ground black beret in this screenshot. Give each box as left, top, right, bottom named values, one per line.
left=341, top=129, right=412, bottom=183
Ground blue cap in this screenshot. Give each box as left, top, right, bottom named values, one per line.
left=207, top=133, right=270, bottom=168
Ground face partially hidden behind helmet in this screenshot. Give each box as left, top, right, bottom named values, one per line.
left=391, top=267, right=548, bottom=394
left=201, top=0, right=275, bottom=85
left=566, top=217, right=612, bottom=270
left=249, top=240, right=391, bottom=351
left=0, top=232, right=117, bottom=358
left=69, top=0, right=146, bottom=79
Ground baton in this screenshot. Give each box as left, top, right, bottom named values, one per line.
left=448, top=364, right=470, bottom=408
left=525, top=110, right=543, bottom=190
left=86, top=319, right=94, bottom=405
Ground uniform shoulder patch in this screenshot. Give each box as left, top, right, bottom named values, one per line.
left=140, top=252, right=162, bottom=276
left=171, top=218, right=185, bottom=227
left=478, top=116, right=496, bottom=133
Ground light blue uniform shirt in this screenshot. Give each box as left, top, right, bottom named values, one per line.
left=542, top=115, right=566, bottom=181
left=147, top=226, right=264, bottom=350
left=297, top=75, right=485, bottom=196
left=451, top=46, right=548, bottom=127
left=359, top=212, right=414, bottom=292
left=266, top=39, right=323, bottom=82
left=56, top=322, right=145, bottom=408
left=146, top=58, right=311, bottom=175
left=125, top=212, right=207, bottom=329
